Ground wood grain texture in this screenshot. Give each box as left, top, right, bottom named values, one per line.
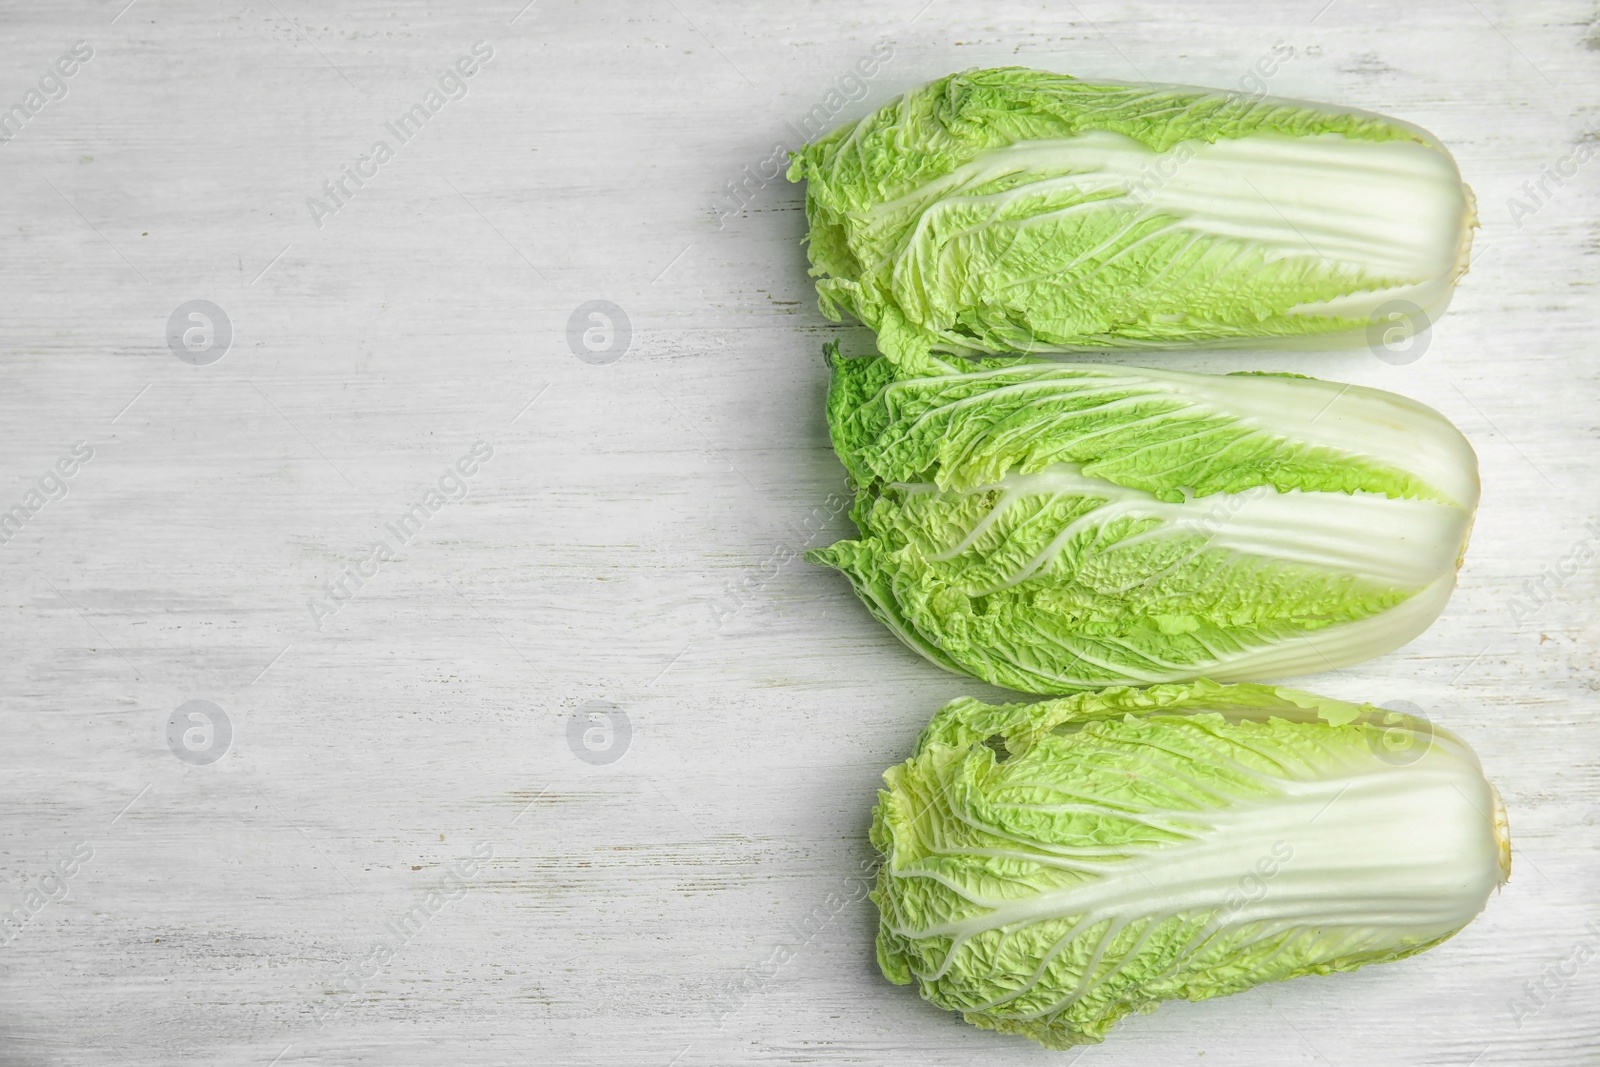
left=0, top=0, right=1596, bottom=1064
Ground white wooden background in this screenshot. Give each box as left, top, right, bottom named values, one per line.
left=1, top=1, right=1596, bottom=1064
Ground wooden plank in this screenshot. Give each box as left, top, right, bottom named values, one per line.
left=0, top=0, right=1595, bottom=1063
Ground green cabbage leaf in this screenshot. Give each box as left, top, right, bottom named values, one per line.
left=871, top=681, right=1510, bottom=1048
left=787, top=67, right=1476, bottom=372
left=809, top=348, right=1479, bottom=693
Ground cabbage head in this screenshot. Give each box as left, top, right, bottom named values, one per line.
left=809, top=348, right=1479, bottom=693
left=787, top=67, right=1476, bottom=372
left=870, top=681, right=1510, bottom=1048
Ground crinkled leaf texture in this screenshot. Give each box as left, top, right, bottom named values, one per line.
left=787, top=66, right=1476, bottom=372
left=871, top=680, right=1510, bottom=1049
left=808, top=348, right=1479, bottom=693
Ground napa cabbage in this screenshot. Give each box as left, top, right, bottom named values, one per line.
left=809, top=347, right=1479, bottom=693
left=870, top=681, right=1510, bottom=1048
left=787, top=67, right=1476, bottom=372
